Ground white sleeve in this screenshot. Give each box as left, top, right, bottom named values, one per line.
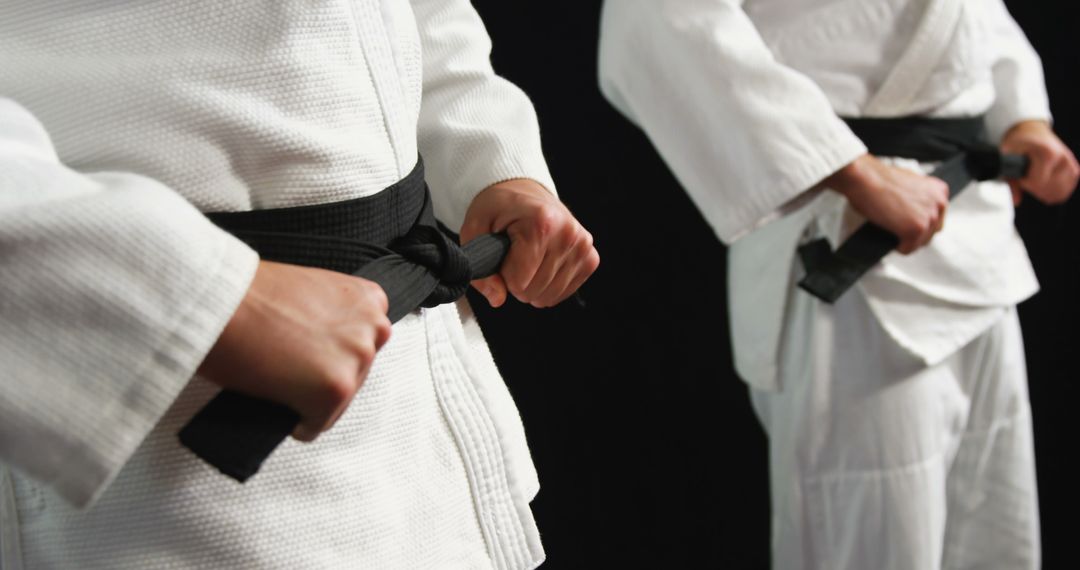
left=983, top=0, right=1052, bottom=142
left=0, top=98, right=259, bottom=508
left=410, top=0, right=557, bottom=232
left=598, top=0, right=867, bottom=244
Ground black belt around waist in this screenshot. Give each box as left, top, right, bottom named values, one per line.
left=796, top=115, right=1029, bottom=303
left=178, top=159, right=511, bottom=482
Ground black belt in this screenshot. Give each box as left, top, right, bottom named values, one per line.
left=178, top=159, right=510, bottom=482
left=797, top=116, right=1029, bottom=303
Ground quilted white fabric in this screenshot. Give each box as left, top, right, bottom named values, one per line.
left=0, top=1, right=550, bottom=568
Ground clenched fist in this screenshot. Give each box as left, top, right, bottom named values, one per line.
left=1001, top=120, right=1079, bottom=206
left=460, top=178, right=599, bottom=308
left=826, top=154, right=950, bottom=254
left=198, top=261, right=393, bottom=442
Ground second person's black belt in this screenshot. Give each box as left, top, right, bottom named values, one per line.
left=178, top=159, right=510, bottom=482
left=797, top=116, right=1029, bottom=303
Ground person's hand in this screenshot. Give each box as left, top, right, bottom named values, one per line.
left=460, top=178, right=599, bottom=308
left=825, top=154, right=950, bottom=254
left=1000, top=120, right=1079, bottom=206
left=198, top=261, right=392, bottom=442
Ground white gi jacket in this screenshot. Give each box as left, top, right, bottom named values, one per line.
left=599, top=0, right=1050, bottom=390
left=0, top=1, right=551, bottom=568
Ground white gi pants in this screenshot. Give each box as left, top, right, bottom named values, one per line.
left=751, top=291, right=1040, bottom=570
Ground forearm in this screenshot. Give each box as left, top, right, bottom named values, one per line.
left=598, top=0, right=866, bottom=243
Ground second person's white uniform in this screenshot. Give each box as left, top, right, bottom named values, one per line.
left=599, top=0, right=1047, bottom=568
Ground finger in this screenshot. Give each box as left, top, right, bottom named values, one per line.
left=1064, top=154, right=1080, bottom=200
left=531, top=253, right=579, bottom=307
left=1047, top=159, right=1079, bottom=203
left=360, top=280, right=390, bottom=315
left=1025, top=155, right=1065, bottom=204
left=315, top=338, right=373, bottom=436
left=522, top=247, right=574, bottom=306
left=897, top=220, right=932, bottom=255
left=304, top=322, right=379, bottom=436
left=919, top=223, right=938, bottom=249
left=929, top=217, right=944, bottom=241
left=1022, top=146, right=1054, bottom=195
left=925, top=177, right=949, bottom=240
left=292, top=424, right=320, bottom=443
left=559, top=250, right=601, bottom=304
left=458, top=215, right=491, bottom=247
left=372, top=313, right=393, bottom=350
left=1066, top=147, right=1080, bottom=178
left=501, top=225, right=548, bottom=300
left=1009, top=180, right=1023, bottom=206
left=927, top=211, right=945, bottom=244
left=289, top=392, right=329, bottom=442
left=471, top=274, right=508, bottom=308
left=323, top=357, right=371, bottom=433
left=537, top=243, right=600, bottom=307
left=532, top=232, right=596, bottom=306
left=1068, top=151, right=1080, bottom=185
left=525, top=221, right=589, bottom=301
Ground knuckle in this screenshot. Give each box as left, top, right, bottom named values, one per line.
left=514, top=289, right=534, bottom=303
left=906, top=220, right=929, bottom=240
left=559, top=223, right=579, bottom=245
left=504, top=275, right=531, bottom=298
left=377, top=314, right=392, bottom=336
left=533, top=206, right=561, bottom=238
left=505, top=281, right=525, bottom=298
left=931, top=182, right=949, bottom=202
left=355, top=341, right=377, bottom=364
left=374, top=320, right=393, bottom=348
left=365, top=284, right=389, bottom=312
left=318, top=371, right=358, bottom=411
left=576, top=238, right=594, bottom=258
left=581, top=230, right=594, bottom=249
left=1033, top=144, right=1055, bottom=159
left=585, top=250, right=601, bottom=273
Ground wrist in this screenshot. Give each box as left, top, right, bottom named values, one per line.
left=824, top=154, right=878, bottom=199
left=1004, top=119, right=1052, bottom=140
left=480, top=177, right=551, bottom=198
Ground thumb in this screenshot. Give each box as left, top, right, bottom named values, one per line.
left=471, top=274, right=508, bottom=308
left=459, top=218, right=487, bottom=247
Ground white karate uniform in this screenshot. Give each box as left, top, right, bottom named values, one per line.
left=0, top=1, right=553, bottom=568
left=599, top=1, right=1048, bottom=568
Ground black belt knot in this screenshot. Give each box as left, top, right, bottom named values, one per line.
left=179, top=158, right=513, bottom=482
left=390, top=224, right=473, bottom=306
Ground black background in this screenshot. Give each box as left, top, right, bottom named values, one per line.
left=466, top=2, right=1078, bottom=568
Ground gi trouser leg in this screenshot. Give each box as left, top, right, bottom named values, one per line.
left=750, top=291, right=1040, bottom=570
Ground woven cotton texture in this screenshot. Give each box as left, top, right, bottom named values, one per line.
left=0, top=1, right=548, bottom=568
